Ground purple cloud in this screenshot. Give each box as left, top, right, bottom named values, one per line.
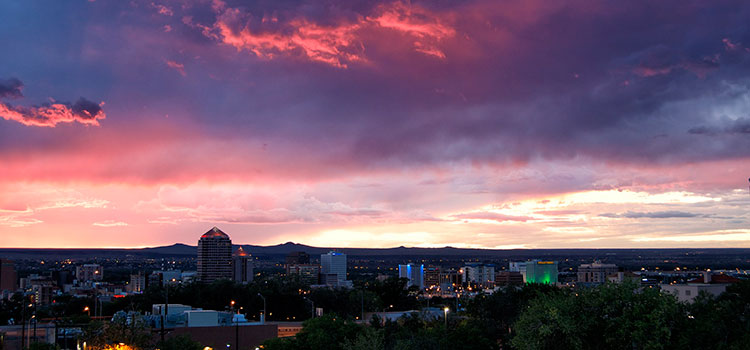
left=0, top=78, right=23, bottom=99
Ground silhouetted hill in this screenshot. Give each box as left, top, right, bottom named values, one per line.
left=2, top=243, right=750, bottom=269
left=139, top=243, right=195, bottom=255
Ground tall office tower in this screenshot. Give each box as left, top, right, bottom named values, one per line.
left=320, top=251, right=347, bottom=285
left=461, top=264, right=496, bottom=287
left=232, top=247, right=254, bottom=284
left=0, top=259, right=17, bottom=291
left=76, top=264, right=104, bottom=282
left=52, top=270, right=74, bottom=287
left=287, top=264, right=320, bottom=285
left=32, top=283, right=55, bottom=306
left=423, top=266, right=441, bottom=288
left=399, top=263, right=425, bottom=289
left=440, top=269, right=463, bottom=290
left=524, top=260, right=559, bottom=284
left=286, top=251, right=310, bottom=265
left=197, top=227, right=233, bottom=283
left=128, top=272, right=146, bottom=293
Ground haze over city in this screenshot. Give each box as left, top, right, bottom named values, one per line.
left=1, top=0, right=749, bottom=249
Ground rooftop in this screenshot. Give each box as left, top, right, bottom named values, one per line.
left=200, top=226, right=230, bottom=239
left=234, top=246, right=251, bottom=257
left=687, top=274, right=740, bottom=284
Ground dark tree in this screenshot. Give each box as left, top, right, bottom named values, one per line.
left=511, top=282, right=684, bottom=350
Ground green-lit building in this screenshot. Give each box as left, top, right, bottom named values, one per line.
left=513, top=260, right=558, bottom=284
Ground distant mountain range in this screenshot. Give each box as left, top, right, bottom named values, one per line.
left=1, top=242, right=749, bottom=261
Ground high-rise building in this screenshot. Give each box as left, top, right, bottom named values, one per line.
left=424, top=266, right=441, bottom=288
left=197, top=227, right=233, bottom=283
left=399, top=263, right=425, bottom=289
left=440, top=269, right=462, bottom=290
left=76, top=264, right=104, bottom=282
left=128, top=272, right=146, bottom=293
left=52, top=270, right=74, bottom=287
left=495, top=271, right=524, bottom=286
left=286, top=251, right=310, bottom=265
left=0, top=259, right=18, bottom=292
left=32, top=282, right=56, bottom=306
left=524, top=260, right=558, bottom=284
left=577, top=261, right=618, bottom=284
left=461, top=264, right=495, bottom=287
left=287, top=264, right=320, bottom=285
left=232, top=247, right=254, bottom=284
left=320, top=251, right=348, bottom=286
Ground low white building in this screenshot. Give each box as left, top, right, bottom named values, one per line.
left=185, top=310, right=221, bottom=327
left=660, top=272, right=739, bottom=303
left=152, top=303, right=192, bottom=316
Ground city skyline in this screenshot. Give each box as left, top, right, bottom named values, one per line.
left=1, top=0, right=749, bottom=249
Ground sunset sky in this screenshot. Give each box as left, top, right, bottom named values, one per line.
left=1, top=0, right=749, bottom=249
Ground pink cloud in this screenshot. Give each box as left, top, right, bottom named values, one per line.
left=151, top=2, right=173, bottom=16
left=205, top=1, right=455, bottom=68
left=453, top=211, right=533, bottom=222
left=166, top=60, right=187, bottom=76
left=92, top=220, right=128, bottom=227
left=214, top=16, right=363, bottom=68
left=0, top=99, right=106, bottom=127
left=723, top=38, right=740, bottom=51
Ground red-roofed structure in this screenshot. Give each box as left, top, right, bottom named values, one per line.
left=687, top=273, right=740, bottom=284
left=201, top=226, right=230, bottom=239
left=234, top=246, right=250, bottom=257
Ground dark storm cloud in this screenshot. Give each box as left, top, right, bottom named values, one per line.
left=0, top=78, right=23, bottom=99
left=71, top=98, right=105, bottom=121
left=235, top=0, right=750, bottom=167
left=688, top=118, right=750, bottom=136
left=2, top=0, right=750, bottom=176
left=728, top=118, right=750, bottom=134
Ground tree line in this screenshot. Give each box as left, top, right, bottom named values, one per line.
left=3, top=277, right=749, bottom=349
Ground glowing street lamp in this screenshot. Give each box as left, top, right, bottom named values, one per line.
left=443, top=307, right=450, bottom=328
left=257, top=294, right=266, bottom=323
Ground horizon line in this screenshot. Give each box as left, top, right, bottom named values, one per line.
left=0, top=243, right=748, bottom=251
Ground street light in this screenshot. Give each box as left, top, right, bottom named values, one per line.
left=21, top=300, right=31, bottom=350
left=257, top=294, right=266, bottom=323
left=32, top=314, right=37, bottom=343
left=360, top=288, right=365, bottom=322
left=443, top=307, right=450, bottom=328
left=303, top=297, right=314, bottom=319
left=232, top=301, right=239, bottom=350
left=161, top=279, right=175, bottom=344
left=84, top=306, right=90, bottom=317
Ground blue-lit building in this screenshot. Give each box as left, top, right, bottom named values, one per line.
left=320, top=251, right=348, bottom=286
left=398, top=263, right=424, bottom=289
